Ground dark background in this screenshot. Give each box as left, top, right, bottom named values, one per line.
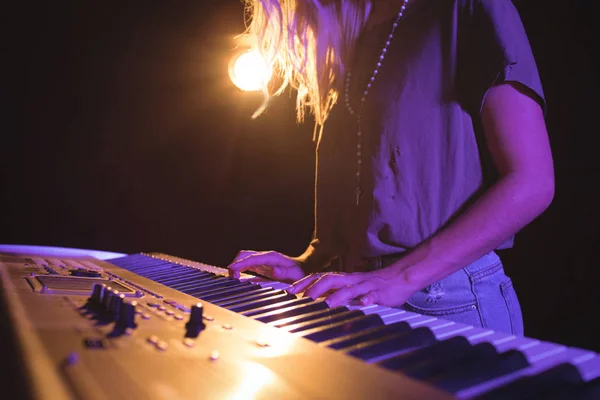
left=1, top=1, right=598, bottom=352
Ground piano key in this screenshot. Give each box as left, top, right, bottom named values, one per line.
left=164, top=276, right=224, bottom=290
left=283, top=310, right=365, bottom=333
left=377, top=335, right=473, bottom=371
left=199, top=284, right=263, bottom=301
left=321, top=320, right=413, bottom=350
left=203, top=287, right=275, bottom=304
left=403, top=341, right=500, bottom=380
left=424, top=349, right=530, bottom=393
left=213, top=289, right=287, bottom=307
left=241, top=297, right=314, bottom=317
left=139, top=268, right=208, bottom=280
left=546, top=377, right=600, bottom=400
left=455, top=346, right=598, bottom=398
left=184, top=280, right=244, bottom=296
left=134, top=265, right=199, bottom=278
left=258, top=281, right=291, bottom=291
left=170, top=276, right=230, bottom=290
left=300, top=314, right=385, bottom=343
left=227, top=293, right=298, bottom=313
left=269, top=307, right=350, bottom=328
left=345, top=327, right=438, bottom=363
left=468, top=360, right=588, bottom=399
left=186, top=281, right=253, bottom=297
left=149, top=273, right=217, bottom=286
left=252, top=300, right=330, bottom=323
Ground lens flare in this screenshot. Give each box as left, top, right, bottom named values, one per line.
left=229, top=50, right=272, bottom=92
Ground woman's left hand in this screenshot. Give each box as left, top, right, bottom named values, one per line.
left=286, top=270, right=414, bottom=308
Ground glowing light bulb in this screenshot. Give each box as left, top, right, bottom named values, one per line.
left=229, top=50, right=272, bottom=92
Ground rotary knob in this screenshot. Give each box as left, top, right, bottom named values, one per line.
left=185, top=303, right=206, bottom=338
left=116, top=300, right=138, bottom=330
left=110, top=293, right=125, bottom=320
left=90, top=283, right=106, bottom=306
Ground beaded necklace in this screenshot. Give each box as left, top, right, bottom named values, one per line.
left=344, top=0, right=409, bottom=205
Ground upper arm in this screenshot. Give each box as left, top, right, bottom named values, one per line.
left=481, top=82, right=554, bottom=187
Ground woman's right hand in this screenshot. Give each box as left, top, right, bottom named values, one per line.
left=227, top=250, right=306, bottom=283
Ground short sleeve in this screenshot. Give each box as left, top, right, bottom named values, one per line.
left=458, top=0, right=546, bottom=116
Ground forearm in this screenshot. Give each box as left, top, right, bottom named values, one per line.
left=385, top=172, right=554, bottom=290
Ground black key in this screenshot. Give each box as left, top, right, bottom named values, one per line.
left=546, top=377, right=600, bottom=400
left=476, top=362, right=587, bottom=400
left=167, top=275, right=223, bottom=290
left=228, top=293, right=297, bottom=313
left=323, top=321, right=413, bottom=350
left=137, top=264, right=205, bottom=276
left=242, top=297, right=314, bottom=317
left=213, top=289, right=285, bottom=307
left=253, top=300, right=330, bottom=323
left=402, top=342, right=498, bottom=380
left=301, top=314, right=384, bottom=343
left=286, top=310, right=364, bottom=333
left=203, top=287, right=275, bottom=304
left=185, top=280, right=242, bottom=296
left=200, top=284, right=262, bottom=302
left=121, top=261, right=173, bottom=272
left=150, top=271, right=214, bottom=284
left=188, top=281, right=252, bottom=297
left=141, top=268, right=205, bottom=280
left=271, top=307, right=349, bottom=328
left=425, top=349, right=530, bottom=393
left=378, top=335, right=472, bottom=372
left=346, top=327, right=438, bottom=362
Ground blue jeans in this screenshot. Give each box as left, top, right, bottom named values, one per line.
left=397, top=252, right=524, bottom=336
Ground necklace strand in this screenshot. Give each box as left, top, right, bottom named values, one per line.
left=344, top=0, right=409, bottom=205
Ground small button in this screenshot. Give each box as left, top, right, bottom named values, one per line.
left=165, top=310, right=174, bottom=316
left=65, top=352, right=79, bottom=365
left=222, top=324, right=233, bottom=330
left=147, top=335, right=159, bottom=345
left=203, top=315, right=214, bottom=321
left=256, top=339, right=270, bottom=347
left=158, top=306, right=166, bottom=311
left=84, top=338, right=106, bottom=349
left=156, top=341, right=168, bottom=351
left=183, top=338, right=195, bottom=348
left=174, top=314, right=184, bottom=320
left=209, top=350, right=219, bottom=360
left=142, top=314, right=151, bottom=320
left=147, top=302, right=159, bottom=308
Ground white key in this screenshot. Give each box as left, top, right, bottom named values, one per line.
left=433, top=322, right=477, bottom=339
left=456, top=348, right=598, bottom=399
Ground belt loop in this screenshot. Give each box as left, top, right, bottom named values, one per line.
left=375, top=256, right=382, bottom=270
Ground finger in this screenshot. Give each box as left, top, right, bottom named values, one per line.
left=227, top=253, right=273, bottom=278
left=286, top=273, right=321, bottom=294
left=359, top=290, right=382, bottom=306
left=232, top=250, right=258, bottom=263
left=324, top=281, right=376, bottom=308
left=304, top=274, right=361, bottom=300
left=228, top=251, right=287, bottom=279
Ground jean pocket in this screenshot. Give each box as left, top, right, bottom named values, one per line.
left=500, top=278, right=524, bottom=336
left=403, top=300, right=483, bottom=328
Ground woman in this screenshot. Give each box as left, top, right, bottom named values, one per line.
left=228, top=0, right=554, bottom=335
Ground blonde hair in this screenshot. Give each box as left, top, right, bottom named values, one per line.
left=243, top=0, right=372, bottom=139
